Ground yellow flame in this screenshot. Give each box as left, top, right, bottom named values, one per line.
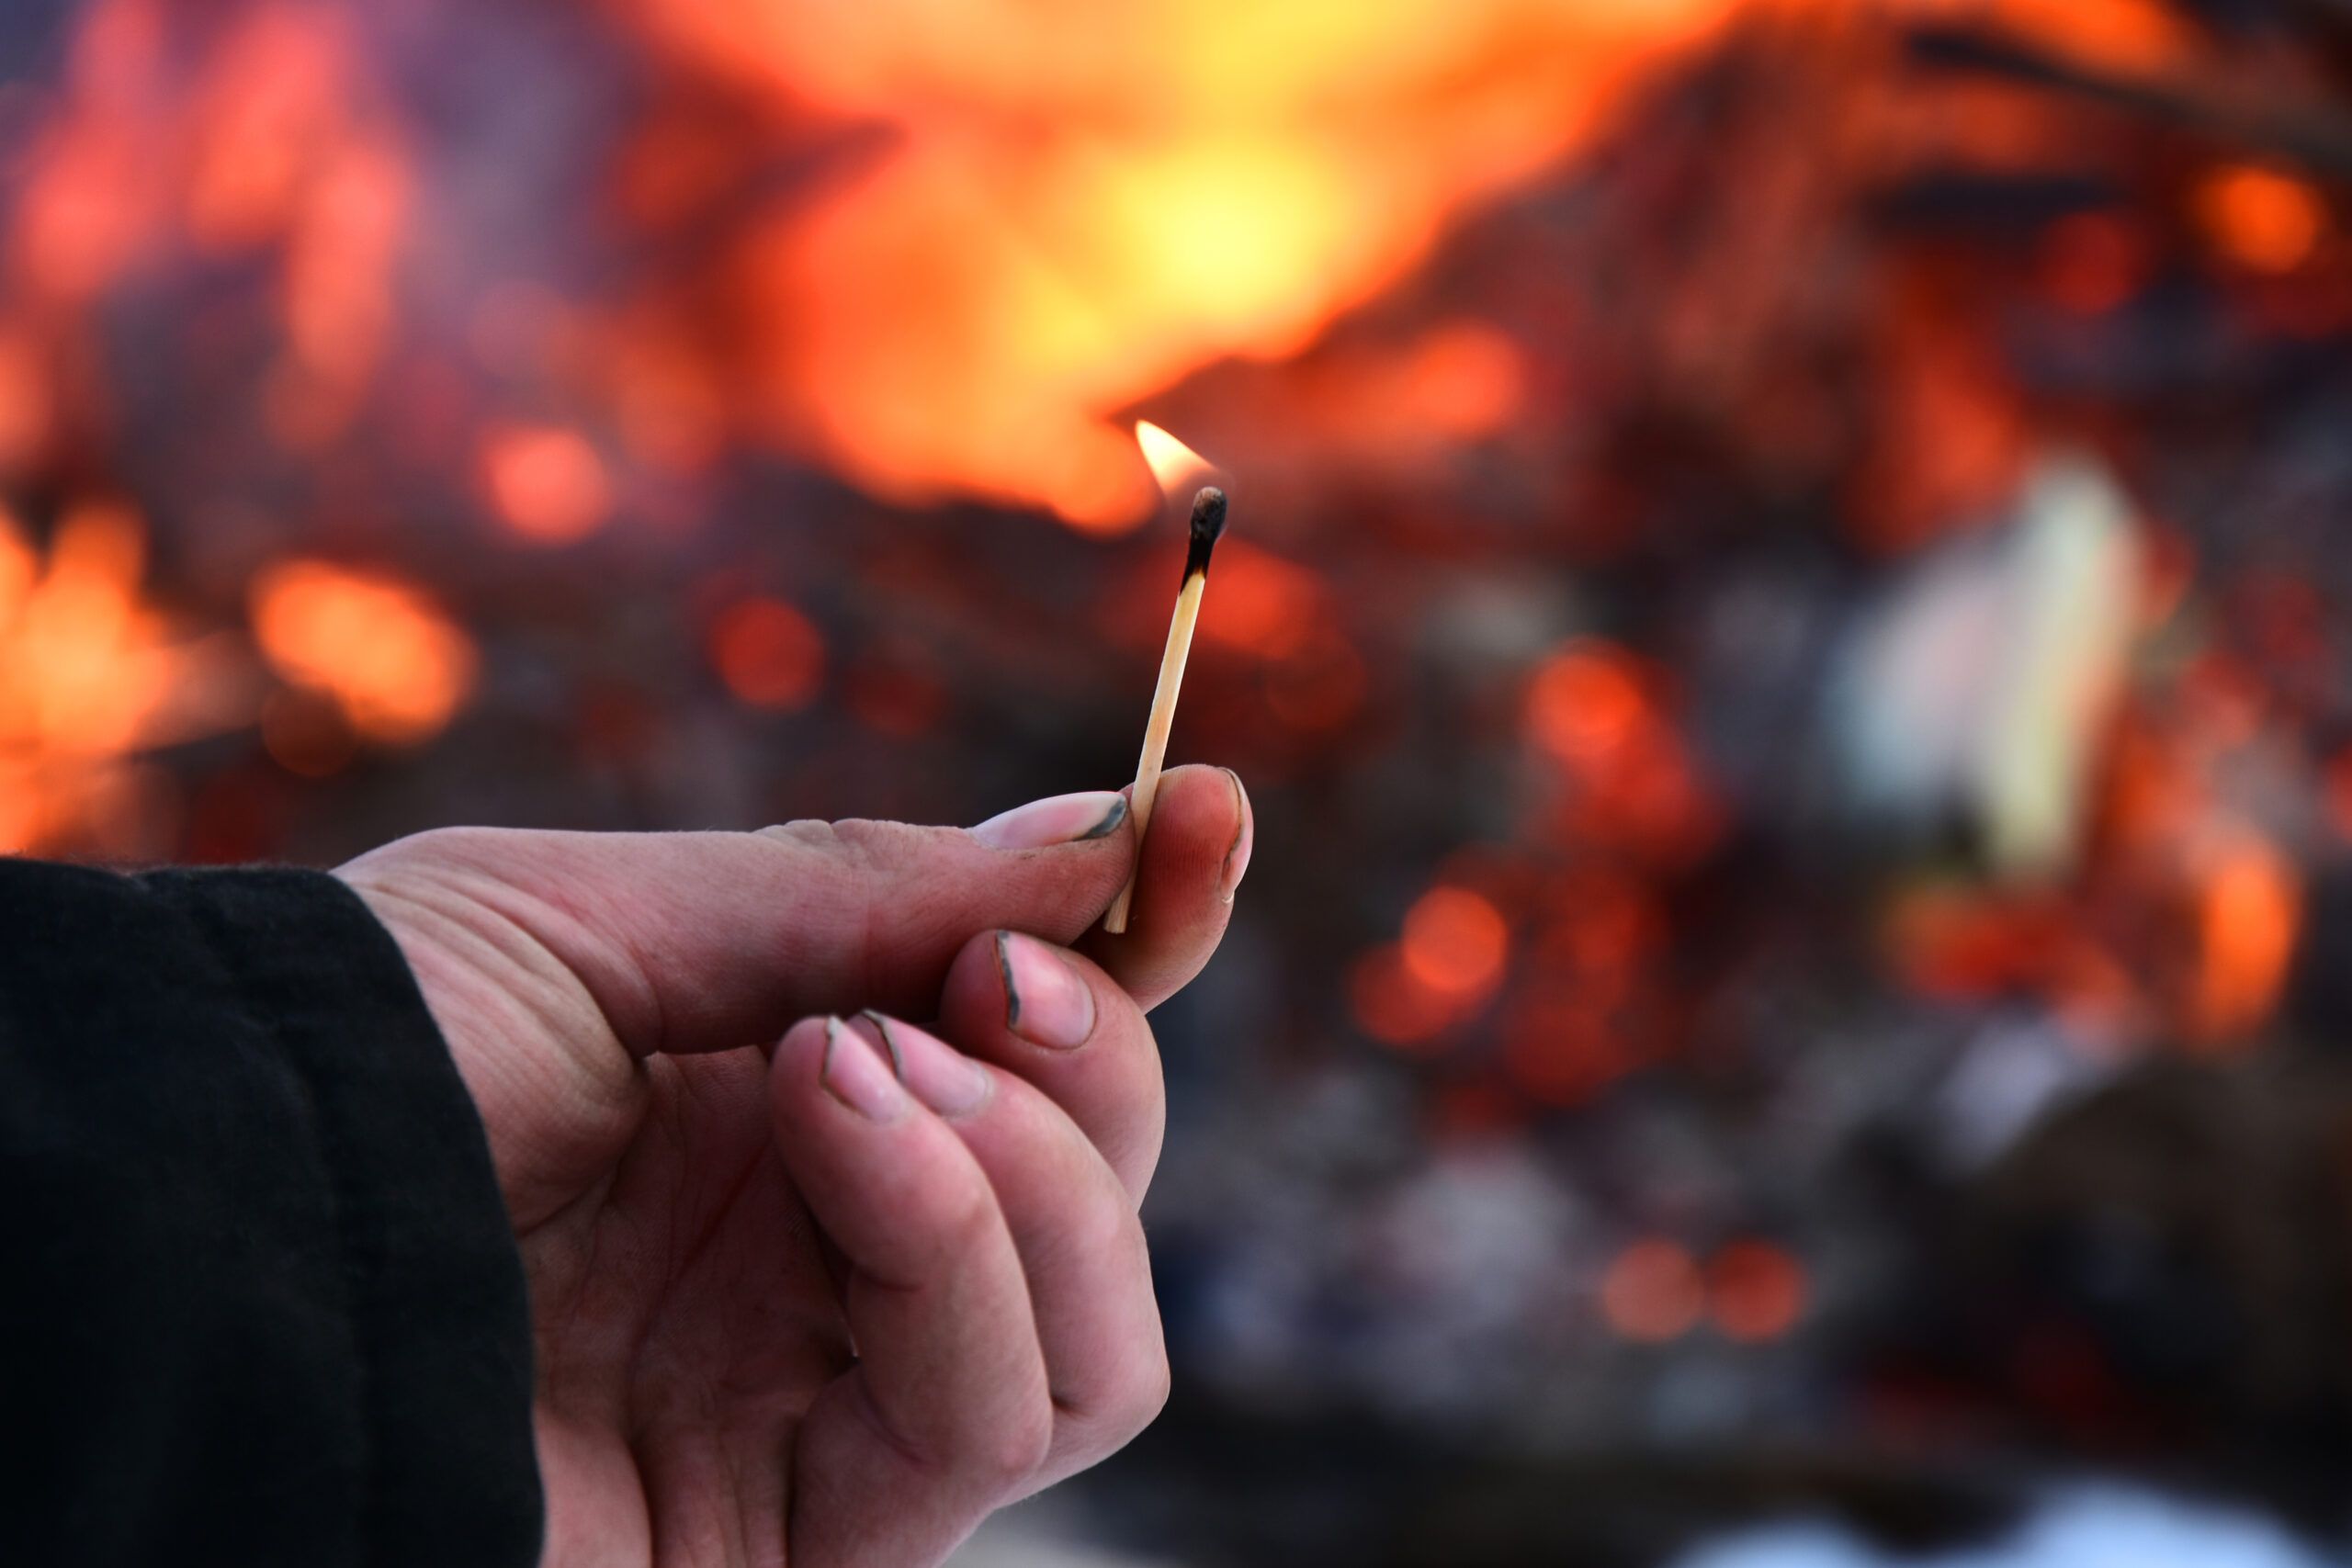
left=1136, top=420, right=1212, bottom=496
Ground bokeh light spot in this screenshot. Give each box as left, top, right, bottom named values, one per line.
left=2198, top=164, right=2324, bottom=274
left=481, top=423, right=612, bottom=543
left=1527, top=643, right=1646, bottom=769
left=1401, top=886, right=1509, bottom=998
left=709, top=596, right=826, bottom=712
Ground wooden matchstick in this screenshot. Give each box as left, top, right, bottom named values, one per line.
left=1104, top=485, right=1226, bottom=933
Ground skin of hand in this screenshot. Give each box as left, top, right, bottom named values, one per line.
left=334, top=763, right=1251, bottom=1568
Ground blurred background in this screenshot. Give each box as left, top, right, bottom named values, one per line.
left=6, top=0, right=2352, bottom=1562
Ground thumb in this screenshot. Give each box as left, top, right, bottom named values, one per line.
left=392, top=790, right=1136, bottom=1059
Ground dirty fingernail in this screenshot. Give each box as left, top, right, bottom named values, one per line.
left=997, top=931, right=1097, bottom=1050
left=856, top=1011, right=989, bottom=1117
left=1217, top=767, right=1253, bottom=904
left=820, top=1016, right=907, bottom=1121
left=970, top=791, right=1128, bottom=851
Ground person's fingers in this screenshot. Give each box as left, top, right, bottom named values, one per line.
left=1080, top=763, right=1250, bottom=1010
left=770, top=1016, right=1050, bottom=1568
left=343, top=786, right=1139, bottom=1058
left=937, top=931, right=1165, bottom=1200
left=849, top=1013, right=1168, bottom=1491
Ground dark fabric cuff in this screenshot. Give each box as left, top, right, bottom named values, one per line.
left=140, top=868, right=543, bottom=1566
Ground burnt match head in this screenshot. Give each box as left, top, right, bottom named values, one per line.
left=1183, top=486, right=1227, bottom=580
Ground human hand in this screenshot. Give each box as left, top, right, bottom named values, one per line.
left=334, top=764, right=1250, bottom=1566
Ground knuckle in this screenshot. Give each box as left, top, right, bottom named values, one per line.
left=760, top=816, right=918, bottom=874
left=1070, top=1194, right=1142, bottom=1270
left=933, top=1176, right=1005, bottom=1259
left=967, top=1394, right=1054, bottom=1487
left=756, top=818, right=852, bottom=863
left=1095, top=1327, right=1173, bottom=1439
left=825, top=816, right=910, bottom=862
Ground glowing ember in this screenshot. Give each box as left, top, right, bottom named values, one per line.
left=249, top=561, right=475, bottom=745
left=2196, top=165, right=2326, bottom=276
left=2188, top=832, right=2301, bottom=1046
left=1527, top=644, right=1647, bottom=770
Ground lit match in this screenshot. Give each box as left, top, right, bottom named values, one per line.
left=1104, top=423, right=1227, bottom=933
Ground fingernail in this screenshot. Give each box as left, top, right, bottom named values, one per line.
left=996, top=931, right=1097, bottom=1050
left=1217, top=767, right=1253, bottom=904
left=970, top=791, right=1127, bottom=851
left=857, top=1011, right=990, bottom=1118
left=820, top=1016, right=908, bottom=1121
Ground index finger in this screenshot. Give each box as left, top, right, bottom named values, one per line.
left=1080, top=764, right=1250, bottom=1010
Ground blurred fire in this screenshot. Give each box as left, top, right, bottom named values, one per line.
left=620, top=0, right=1759, bottom=527
left=14, top=0, right=406, bottom=446
left=0, top=0, right=2315, bottom=1079
left=0, top=0, right=1798, bottom=851
left=0, top=502, right=238, bottom=854
left=2, top=0, right=2350, bottom=1461
left=7, top=0, right=1694, bottom=522
left=248, top=561, right=474, bottom=746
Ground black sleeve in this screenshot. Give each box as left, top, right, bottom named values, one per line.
left=0, top=860, right=544, bottom=1568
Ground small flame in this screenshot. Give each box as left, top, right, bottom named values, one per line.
left=1136, top=420, right=1212, bottom=497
